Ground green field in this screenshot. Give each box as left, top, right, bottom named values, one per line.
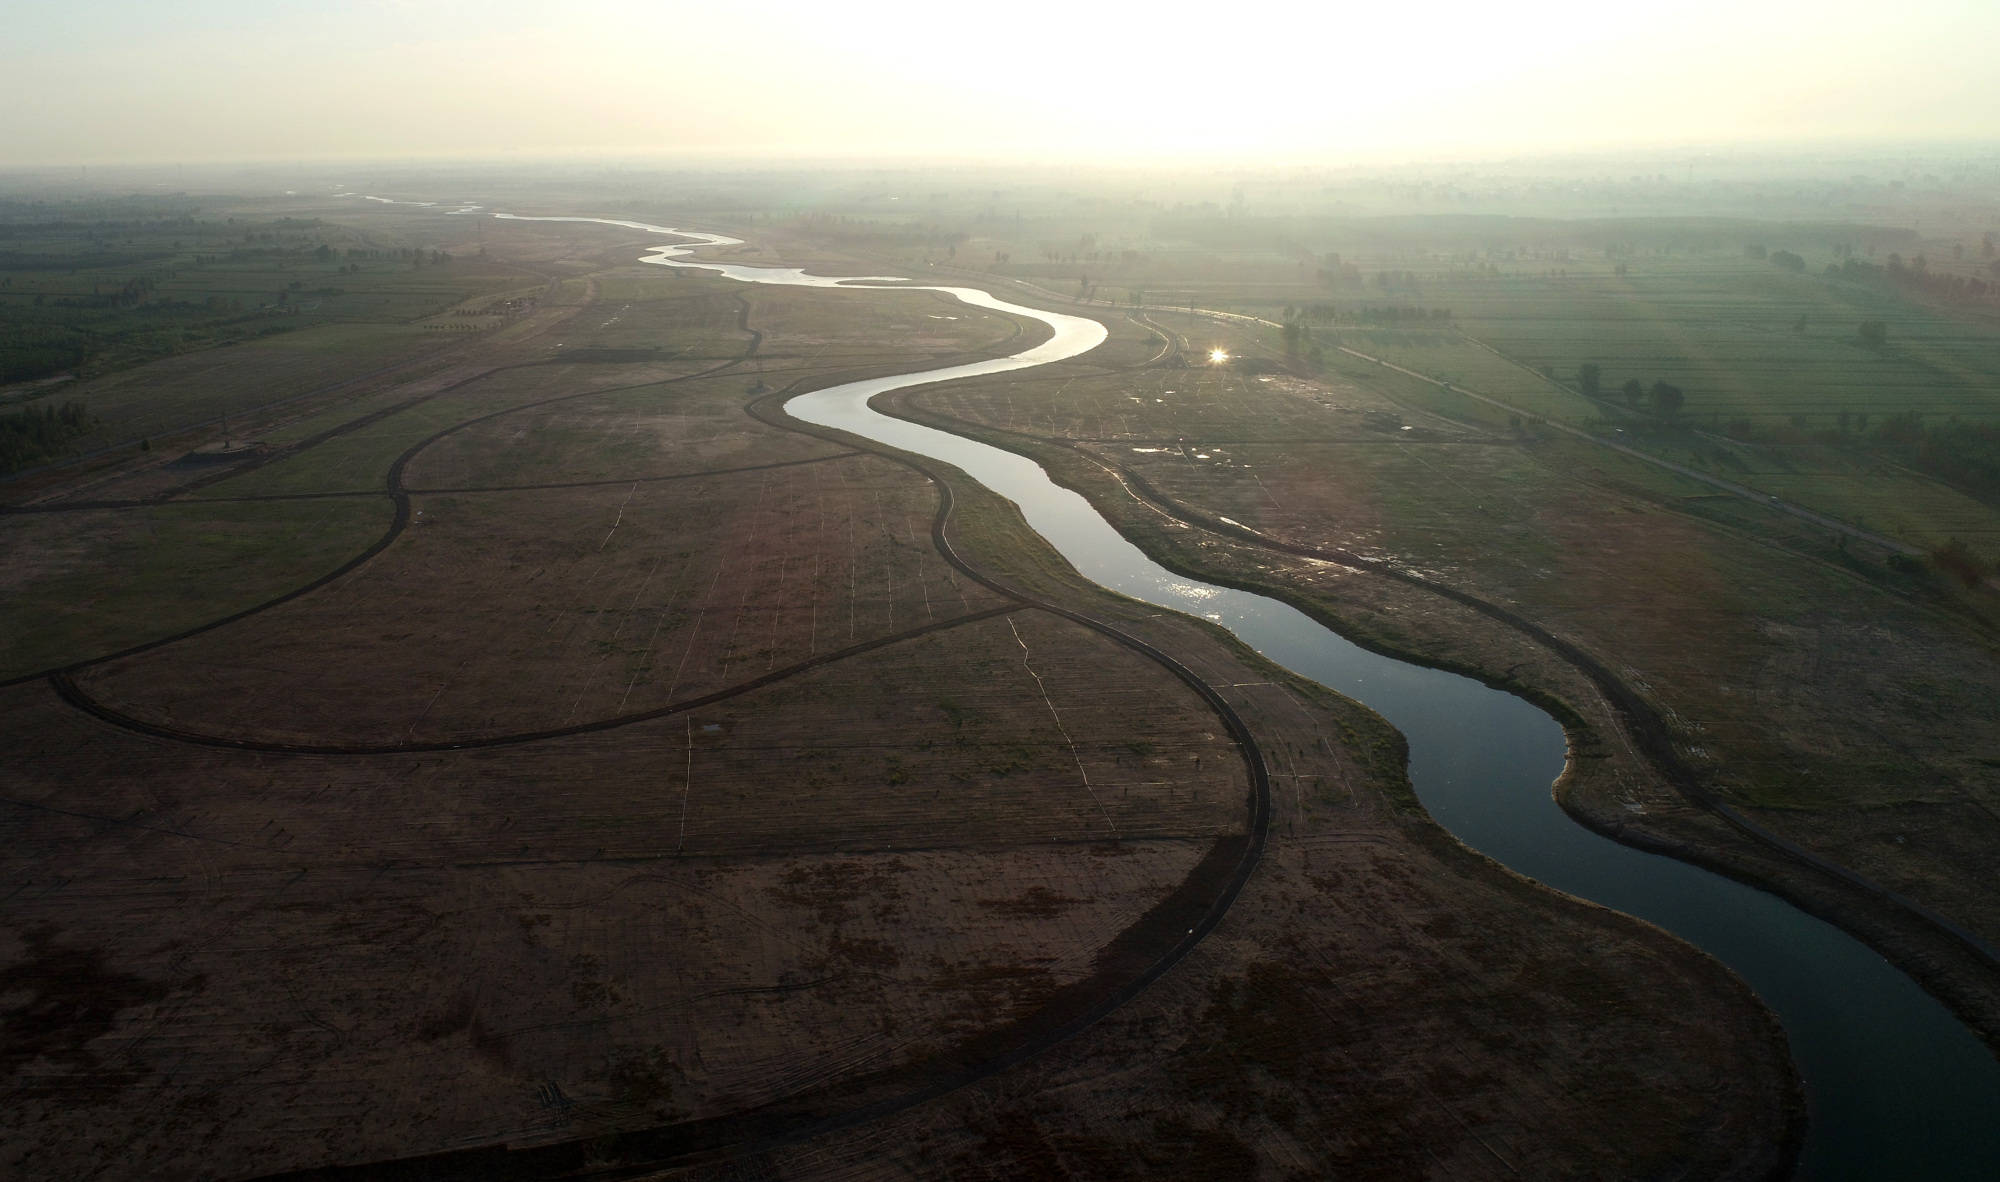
left=1115, top=238, right=2000, bottom=558
left=0, top=495, right=391, bottom=677
left=0, top=197, right=543, bottom=467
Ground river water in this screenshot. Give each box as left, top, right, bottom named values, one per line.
left=494, top=212, right=2000, bottom=1177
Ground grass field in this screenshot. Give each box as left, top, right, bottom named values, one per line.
left=866, top=195, right=2000, bottom=559
left=34, top=322, right=445, bottom=446
left=1167, top=250, right=2000, bottom=556
left=0, top=199, right=555, bottom=471
left=0, top=495, right=391, bottom=678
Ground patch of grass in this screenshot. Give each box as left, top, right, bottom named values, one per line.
left=0, top=496, right=391, bottom=677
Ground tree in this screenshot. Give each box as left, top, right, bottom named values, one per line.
left=1858, top=320, right=1888, bottom=348
left=1650, top=380, right=1685, bottom=418
left=1621, top=378, right=1644, bottom=406
left=1577, top=363, right=1601, bottom=397
left=1931, top=539, right=1988, bottom=590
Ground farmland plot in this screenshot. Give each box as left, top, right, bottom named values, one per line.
left=0, top=497, right=391, bottom=679
left=898, top=312, right=2000, bottom=957
left=0, top=676, right=1229, bottom=1177
left=78, top=453, right=1008, bottom=745
left=402, top=376, right=846, bottom=490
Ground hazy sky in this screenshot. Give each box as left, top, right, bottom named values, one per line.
left=3, top=0, right=1994, bottom=166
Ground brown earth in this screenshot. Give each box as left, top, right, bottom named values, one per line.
left=886, top=306, right=2000, bottom=1050
left=0, top=217, right=1800, bottom=1179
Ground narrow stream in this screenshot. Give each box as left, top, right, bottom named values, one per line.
left=496, top=213, right=2000, bottom=1177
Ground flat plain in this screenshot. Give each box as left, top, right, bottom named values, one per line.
left=0, top=205, right=1802, bottom=1179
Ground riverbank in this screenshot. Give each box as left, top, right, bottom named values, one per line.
left=834, top=284, right=1996, bottom=1174
left=762, top=394, right=1806, bottom=1180
left=0, top=208, right=1807, bottom=1180
left=876, top=374, right=2000, bottom=1065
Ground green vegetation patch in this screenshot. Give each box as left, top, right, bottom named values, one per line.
left=0, top=495, right=391, bottom=677
left=0, top=400, right=96, bottom=474
left=14, top=322, right=443, bottom=453
left=0, top=201, right=527, bottom=387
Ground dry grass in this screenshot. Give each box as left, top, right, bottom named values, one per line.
left=897, top=313, right=2000, bottom=955
left=0, top=218, right=1800, bottom=1181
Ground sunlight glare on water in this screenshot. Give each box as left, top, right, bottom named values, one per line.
left=487, top=210, right=2000, bottom=1180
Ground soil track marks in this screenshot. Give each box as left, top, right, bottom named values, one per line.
left=882, top=323, right=2000, bottom=1032
left=6, top=270, right=1283, bottom=1179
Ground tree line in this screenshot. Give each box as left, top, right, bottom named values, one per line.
left=1574, top=363, right=1684, bottom=416
left=0, top=401, right=94, bottom=473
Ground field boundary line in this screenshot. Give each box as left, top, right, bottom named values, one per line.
left=220, top=223, right=1282, bottom=1182
left=405, top=450, right=862, bottom=495
left=871, top=396, right=2000, bottom=981
left=50, top=603, right=1025, bottom=756
left=1134, top=297, right=1927, bottom=557
left=2, top=356, right=757, bottom=690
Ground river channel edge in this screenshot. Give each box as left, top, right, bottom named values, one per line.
left=624, top=213, right=1992, bottom=1176
left=895, top=268, right=2000, bottom=1073
left=891, top=375, right=2000, bottom=1059
left=321, top=207, right=1995, bottom=1178
left=735, top=311, right=1807, bottom=1181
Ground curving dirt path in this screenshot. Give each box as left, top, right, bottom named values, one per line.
left=26, top=275, right=1277, bottom=1179
left=873, top=396, right=2000, bottom=979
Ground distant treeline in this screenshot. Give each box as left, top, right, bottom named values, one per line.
left=0, top=323, right=93, bottom=384
left=785, top=213, right=968, bottom=253
left=1282, top=302, right=1451, bottom=325
left=1698, top=405, right=2000, bottom=505
left=0, top=400, right=95, bottom=473
left=0, top=237, right=387, bottom=384
left=0, top=199, right=203, bottom=227
left=0, top=273, right=253, bottom=383
left=1749, top=238, right=2000, bottom=306
left=1833, top=414, right=2000, bottom=503
left=1868, top=415, right=2000, bottom=499
left=186, top=244, right=452, bottom=265
left=1830, top=253, right=2000, bottom=306
left=1349, top=304, right=1452, bottom=324
left=1159, top=213, right=1922, bottom=257
left=0, top=249, right=162, bottom=271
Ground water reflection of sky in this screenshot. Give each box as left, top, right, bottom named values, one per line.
left=471, top=209, right=2000, bottom=1179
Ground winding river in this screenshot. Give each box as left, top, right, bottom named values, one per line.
left=496, top=213, right=2000, bottom=1177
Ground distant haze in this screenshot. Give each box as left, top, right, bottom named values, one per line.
left=3, top=0, right=1995, bottom=166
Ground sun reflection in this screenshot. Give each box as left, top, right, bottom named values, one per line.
left=1209, top=348, right=1229, bottom=364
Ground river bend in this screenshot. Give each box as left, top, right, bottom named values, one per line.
left=490, top=212, right=2000, bottom=1178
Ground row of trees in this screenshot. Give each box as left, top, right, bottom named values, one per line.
left=1863, top=413, right=2000, bottom=502
left=1824, top=255, right=1999, bottom=306
left=1349, top=305, right=1453, bottom=325
left=1715, top=410, right=2000, bottom=509
left=1280, top=303, right=1451, bottom=325
left=0, top=324, right=90, bottom=383
left=1575, top=363, right=1684, bottom=416
left=0, top=401, right=94, bottom=473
